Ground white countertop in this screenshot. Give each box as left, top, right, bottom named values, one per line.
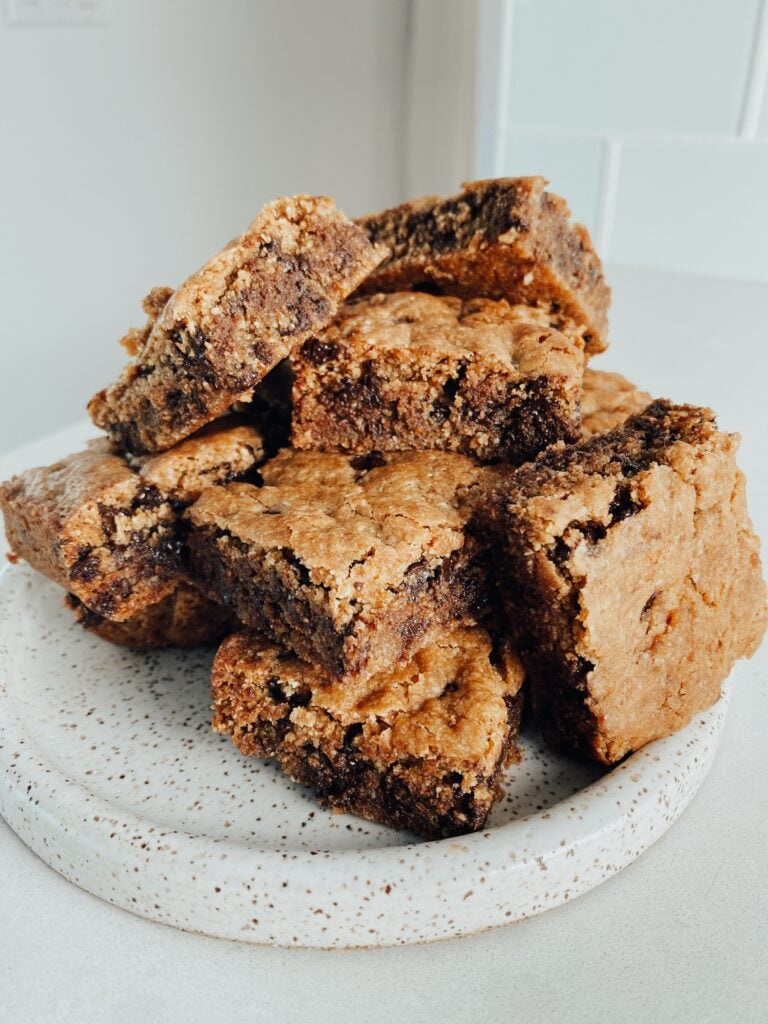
left=1, top=266, right=767, bottom=1024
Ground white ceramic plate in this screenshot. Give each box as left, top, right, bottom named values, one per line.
left=0, top=562, right=729, bottom=948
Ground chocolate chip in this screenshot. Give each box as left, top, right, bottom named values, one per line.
left=579, top=521, right=607, bottom=545
left=266, top=677, right=287, bottom=704
left=288, top=689, right=311, bottom=709
left=133, top=484, right=165, bottom=510
left=549, top=537, right=570, bottom=566
left=641, top=592, right=658, bottom=619
left=342, top=723, right=363, bottom=749
left=442, top=363, right=467, bottom=405
left=70, top=551, right=100, bottom=583
left=299, top=338, right=340, bottom=366
left=97, top=504, right=116, bottom=537
left=608, top=483, right=641, bottom=523
left=430, top=399, right=451, bottom=424
left=349, top=452, right=385, bottom=472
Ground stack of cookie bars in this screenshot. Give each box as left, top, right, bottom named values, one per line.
left=2, top=180, right=766, bottom=839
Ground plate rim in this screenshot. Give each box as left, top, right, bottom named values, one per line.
left=0, top=562, right=731, bottom=947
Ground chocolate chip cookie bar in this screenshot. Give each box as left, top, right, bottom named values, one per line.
left=357, top=177, right=610, bottom=354
left=291, top=292, right=584, bottom=462
left=186, top=449, right=490, bottom=681
left=66, top=583, right=238, bottom=649
left=89, top=195, right=385, bottom=454
left=479, top=401, right=768, bottom=764
left=1, top=417, right=265, bottom=621
left=212, top=625, right=524, bottom=838
left=581, top=368, right=651, bottom=437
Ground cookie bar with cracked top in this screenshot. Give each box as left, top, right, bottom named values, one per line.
left=89, top=195, right=386, bottom=454
left=356, top=177, right=610, bottom=354
left=479, top=401, right=768, bottom=764
left=581, top=368, right=652, bottom=437
left=0, top=417, right=265, bottom=621
left=66, top=583, right=238, bottom=649
left=291, top=292, right=584, bottom=462
left=212, top=625, right=524, bottom=838
left=186, top=449, right=490, bottom=681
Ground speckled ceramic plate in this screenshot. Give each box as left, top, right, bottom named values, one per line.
left=0, top=562, right=730, bottom=948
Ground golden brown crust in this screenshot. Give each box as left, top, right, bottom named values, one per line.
left=481, top=401, right=768, bottom=763
left=185, top=449, right=491, bottom=680
left=290, top=292, right=585, bottom=461
left=187, top=448, right=483, bottom=616
left=212, top=626, right=525, bottom=837
left=132, top=416, right=265, bottom=503
left=0, top=442, right=179, bottom=620
left=66, top=584, right=238, bottom=648
left=302, top=292, right=582, bottom=368
left=581, top=368, right=652, bottom=437
left=0, top=420, right=266, bottom=621
left=356, top=177, right=610, bottom=354
left=89, top=195, right=386, bottom=455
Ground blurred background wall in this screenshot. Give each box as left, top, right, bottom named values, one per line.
left=0, top=0, right=410, bottom=449
left=2, top=0, right=767, bottom=452
left=477, top=0, right=768, bottom=281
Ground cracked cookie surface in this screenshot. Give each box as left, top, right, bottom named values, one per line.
left=185, top=449, right=491, bottom=680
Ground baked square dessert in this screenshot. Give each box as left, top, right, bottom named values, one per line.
left=212, top=625, right=525, bottom=838
left=290, top=292, right=584, bottom=462
left=186, top=449, right=490, bottom=680
left=356, top=177, right=610, bottom=354
left=88, top=195, right=385, bottom=454
left=581, top=368, right=652, bottom=437
left=479, top=401, right=768, bottom=764
left=0, top=417, right=265, bottom=621
left=65, top=583, right=238, bottom=649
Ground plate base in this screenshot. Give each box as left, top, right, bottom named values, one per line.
left=0, top=565, right=730, bottom=947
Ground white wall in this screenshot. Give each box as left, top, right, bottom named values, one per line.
left=0, top=0, right=409, bottom=452
left=477, top=0, right=768, bottom=282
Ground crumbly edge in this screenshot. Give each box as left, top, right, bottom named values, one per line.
left=508, top=400, right=718, bottom=491
left=0, top=472, right=181, bottom=621
left=580, top=368, right=652, bottom=438
left=212, top=632, right=524, bottom=839
left=133, top=416, right=267, bottom=503
left=0, top=422, right=267, bottom=621
left=356, top=178, right=610, bottom=352
left=535, top=190, right=610, bottom=348
left=221, top=693, right=523, bottom=838
left=291, top=345, right=580, bottom=462
left=65, top=585, right=237, bottom=649
left=357, top=178, right=546, bottom=262
left=477, top=400, right=768, bottom=762
left=89, top=197, right=386, bottom=454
